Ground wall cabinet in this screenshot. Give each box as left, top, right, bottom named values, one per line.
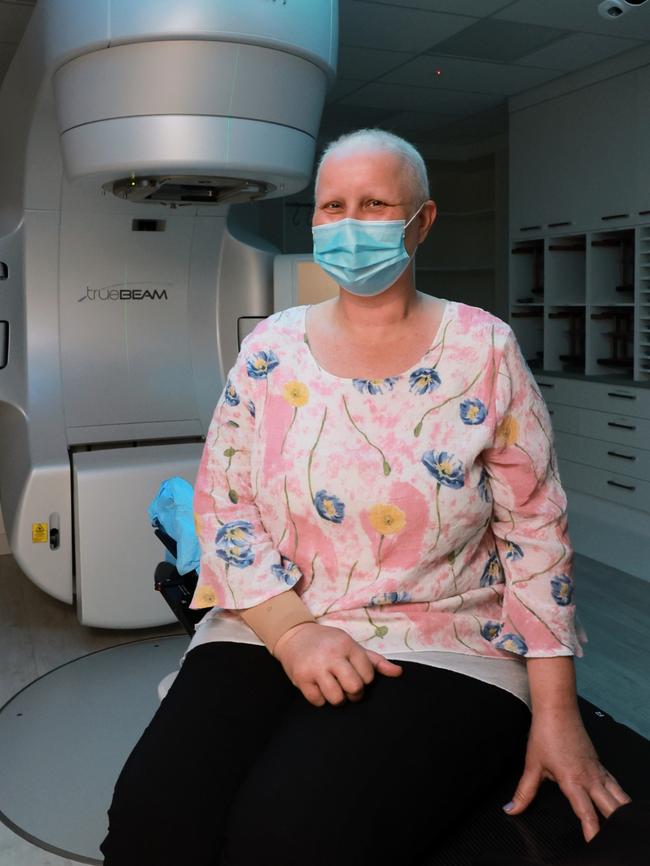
left=635, top=66, right=650, bottom=217
left=510, top=64, right=650, bottom=579
left=510, top=70, right=638, bottom=237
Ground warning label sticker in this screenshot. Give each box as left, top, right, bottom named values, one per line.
left=32, top=523, right=48, bottom=543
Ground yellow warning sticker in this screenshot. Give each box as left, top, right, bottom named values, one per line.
left=32, top=523, right=48, bottom=543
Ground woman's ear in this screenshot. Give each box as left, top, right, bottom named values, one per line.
left=417, top=200, right=437, bottom=244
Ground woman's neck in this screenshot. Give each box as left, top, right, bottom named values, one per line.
left=331, top=283, right=427, bottom=339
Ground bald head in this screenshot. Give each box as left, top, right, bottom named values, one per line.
left=314, top=129, right=430, bottom=207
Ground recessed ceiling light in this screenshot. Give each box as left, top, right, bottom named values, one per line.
left=598, top=1, right=627, bottom=19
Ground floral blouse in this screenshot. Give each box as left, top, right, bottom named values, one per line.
left=191, top=301, right=584, bottom=662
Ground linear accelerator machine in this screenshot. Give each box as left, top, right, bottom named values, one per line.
left=0, top=0, right=337, bottom=628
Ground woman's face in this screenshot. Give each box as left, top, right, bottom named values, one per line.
left=313, top=149, right=436, bottom=253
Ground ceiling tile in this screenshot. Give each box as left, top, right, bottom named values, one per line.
left=337, top=45, right=415, bottom=81
left=517, top=32, right=642, bottom=71
left=497, top=0, right=650, bottom=40
left=432, top=18, right=568, bottom=62
left=340, top=1, right=477, bottom=53
left=381, top=54, right=561, bottom=96
left=340, top=80, right=503, bottom=114
left=318, top=103, right=399, bottom=141
left=0, top=1, right=33, bottom=43
left=356, top=0, right=513, bottom=15
left=380, top=110, right=461, bottom=131
left=321, top=103, right=398, bottom=127
left=326, top=78, right=366, bottom=103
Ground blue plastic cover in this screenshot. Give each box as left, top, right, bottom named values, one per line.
left=148, top=477, right=200, bottom=575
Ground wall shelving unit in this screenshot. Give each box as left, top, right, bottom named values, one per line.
left=510, top=226, right=650, bottom=383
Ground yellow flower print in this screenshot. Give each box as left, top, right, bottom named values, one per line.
left=369, top=503, right=406, bottom=582
left=369, top=503, right=406, bottom=536
left=281, top=381, right=309, bottom=453
left=496, top=414, right=519, bottom=447
left=193, top=585, right=217, bottom=608
left=283, top=381, right=309, bottom=407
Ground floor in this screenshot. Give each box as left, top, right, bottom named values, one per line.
left=0, top=552, right=648, bottom=865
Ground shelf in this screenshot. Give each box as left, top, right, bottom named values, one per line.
left=591, top=238, right=631, bottom=248
left=597, top=358, right=634, bottom=368
left=510, top=226, right=648, bottom=381
left=416, top=266, right=494, bottom=272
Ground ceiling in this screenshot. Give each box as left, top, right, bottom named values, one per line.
left=3, top=0, right=650, bottom=150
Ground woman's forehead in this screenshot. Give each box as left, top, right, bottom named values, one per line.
left=316, top=150, right=412, bottom=199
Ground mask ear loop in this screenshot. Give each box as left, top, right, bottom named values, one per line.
left=403, top=201, right=426, bottom=234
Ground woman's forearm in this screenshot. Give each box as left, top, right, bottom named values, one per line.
left=526, top=656, right=580, bottom=717
left=239, top=589, right=315, bottom=654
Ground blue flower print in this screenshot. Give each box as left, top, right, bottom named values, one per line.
left=314, top=490, right=346, bottom=523
left=495, top=633, right=528, bottom=656
left=551, top=574, right=574, bottom=606
left=460, top=398, right=487, bottom=425
left=215, top=520, right=253, bottom=548
left=409, top=368, right=441, bottom=395
left=215, top=543, right=254, bottom=569
left=478, top=467, right=491, bottom=502
left=480, top=620, right=503, bottom=642
left=272, top=560, right=303, bottom=587
left=422, top=451, right=465, bottom=489
left=353, top=377, right=399, bottom=395
left=215, top=520, right=255, bottom=568
left=246, top=399, right=256, bottom=418
left=505, top=541, right=524, bottom=561
left=224, top=379, right=240, bottom=406
left=369, top=591, right=411, bottom=606
left=246, top=350, right=279, bottom=379
left=480, top=553, right=503, bottom=587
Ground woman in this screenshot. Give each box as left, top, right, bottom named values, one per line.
left=101, top=129, right=630, bottom=866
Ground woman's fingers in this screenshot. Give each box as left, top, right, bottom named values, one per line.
left=589, top=784, right=628, bottom=819
left=560, top=782, right=601, bottom=843
left=603, top=772, right=633, bottom=808
left=503, top=765, right=543, bottom=816
left=348, top=646, right=376, bottom=685
left=301, top=681, right=327, bottom=707
left=332, top=661, right=366, bottom=702
left=365, top=649, right=403, bottom=677
left=583, top=772, right=632, bottom=821
left=317, top=671, right=346, bottom=706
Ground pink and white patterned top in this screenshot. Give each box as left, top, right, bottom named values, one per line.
left=191, top=301, right=584, bottom=663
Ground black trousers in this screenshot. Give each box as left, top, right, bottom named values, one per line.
left=100, top=642, right=531, bottom=866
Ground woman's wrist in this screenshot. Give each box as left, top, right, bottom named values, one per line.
left=239, top=590, right=316, bottom=654
left=526, top=655, right=580, bottom=716
left=272, top=621, right=320, bottom=658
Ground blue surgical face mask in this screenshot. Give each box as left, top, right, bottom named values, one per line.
left=312, top=204, right=425, bottom=297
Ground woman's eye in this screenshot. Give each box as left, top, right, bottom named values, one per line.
left=323, top=201, right=341, bottom=210
left=368, top=200, right=385, bottom=208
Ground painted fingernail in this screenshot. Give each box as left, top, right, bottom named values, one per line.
left=503, top=801, right=514, bottom=813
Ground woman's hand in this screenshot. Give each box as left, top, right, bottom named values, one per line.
left=504, top=707, right=632, bottom=841
left=273, top=622, right=402, bottom=707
